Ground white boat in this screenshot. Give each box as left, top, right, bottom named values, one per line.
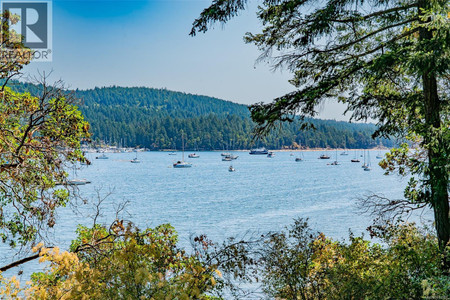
left=376, top=149, right=383, bottom=159
left=168, top=152, right=177, bottom=156
left=221, top=152, right=231, bottom=157
left=188, top=153, right=200, bottom=158
left=340, top=150, right=349, bottom=156
left=329, top=150, right=340, bottom=165
left=363, top=151, right=372, bottom=171
left=295, top=145, right=304, bottom=161
left=228, top=165, right=235, bottom=172
left=173, top=133, right=192, bottom=168
left=173, top=161, right=192, bottom=168
left=130, top=152, right=140, bottom=163
left=67, top=178, right=91, bottom=185
left=222, top=153, right=238, bottom=161
left=376, top=144, right=383, bottom=159
left=131, top=157, right=140, bottom=163
left=249, top=148, right=269, bottom=155
left=95, top=153, right=108, bottom=159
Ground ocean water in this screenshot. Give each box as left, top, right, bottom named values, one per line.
left=0, top=150, right=432, bottom=278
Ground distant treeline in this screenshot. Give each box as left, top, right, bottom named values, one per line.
left=8, top=81, right=394, bottom=150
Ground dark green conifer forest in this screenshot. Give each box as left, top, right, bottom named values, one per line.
left=9, top=81, right=392, bottom=150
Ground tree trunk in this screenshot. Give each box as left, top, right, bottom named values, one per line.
left=418, top=0, right=450, bottom=270
left=423, top=72, right=450, bottom=248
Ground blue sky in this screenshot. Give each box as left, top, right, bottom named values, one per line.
left=23, top=0, right=349, bottom=120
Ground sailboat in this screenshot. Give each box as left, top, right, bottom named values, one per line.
left=295, top=149, right=304, bottom=161
left=340, top=149, right=349, bottom=156
left=330, top=150, right=340, bottom=165
left=169, top=141, right=177, bottom=155
left=96, top=153, right=108, bottom=159
left=364, top=151, right=372, bottom=171
left=188, top=142, right=200, bottom=158
left=173, top=133, right=192, bottom=168
left=351, top=150, right=360, bottom=162
left=376, top=147, right=383, bottom=159
left=361, top=150, right=368, bottom=168
left=319, top=149, right=330, bottom=159
left=130, top=151, right=140, bottom=163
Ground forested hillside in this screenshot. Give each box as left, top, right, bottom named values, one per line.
left=7, top=81, right=393, bottom=150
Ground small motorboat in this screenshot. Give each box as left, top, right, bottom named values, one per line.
left=67, top=178, right=91, bottom=185
left=228, top=165, right=236, bottom=172
left=168, top=152, right=177, bottom=156
left=319, top=154, right=330, bottom=159
left=295, top=157, right=302, bottom=162
left=96, top=153, right=108, bottom=159
left=188, top=153, right=200, bottom=158
left=249, top=148, right=269, bottom=155
left=267, top=151, right=275, bottom=158
left=351, top=159, right=360, bottom=163
left=130, top=157, right=140, bottom=163
left=222, top=156, right=232, bottom=161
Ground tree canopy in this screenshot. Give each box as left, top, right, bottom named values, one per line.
left=191, top=0, right=449, bottom=266
left=0, top=12, right=90, bottom=247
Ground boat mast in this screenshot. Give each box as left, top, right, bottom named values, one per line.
left=182, top=133, right=185, bottom=161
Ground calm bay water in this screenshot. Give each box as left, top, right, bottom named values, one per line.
left=1, top=150, right=432, bottom=278
left=56, top=150, right=414, bottom=247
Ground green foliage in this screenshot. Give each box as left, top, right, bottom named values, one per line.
left=0, top=86, right=90, bottom=247
left=8, top=81, right=393, bottom=150
left=0, top=12, right=90, bottom=248
left=0, top=88, right=89, bottom=246
left=192, top=0, right=450, bottom=263
left=10, top=222, right=220, bottom=299
left=216, top=219, right=449, bottom=299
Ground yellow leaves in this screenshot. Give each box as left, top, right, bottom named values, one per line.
left=214, top=269, right=222, bottom=277
left=0, top=274, right=22, bottom=298
left=32, top=242, right=44, bottom=253
left=1, top=223, right=219, bottom=299
left=134, top=267, right=150, bottom=284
